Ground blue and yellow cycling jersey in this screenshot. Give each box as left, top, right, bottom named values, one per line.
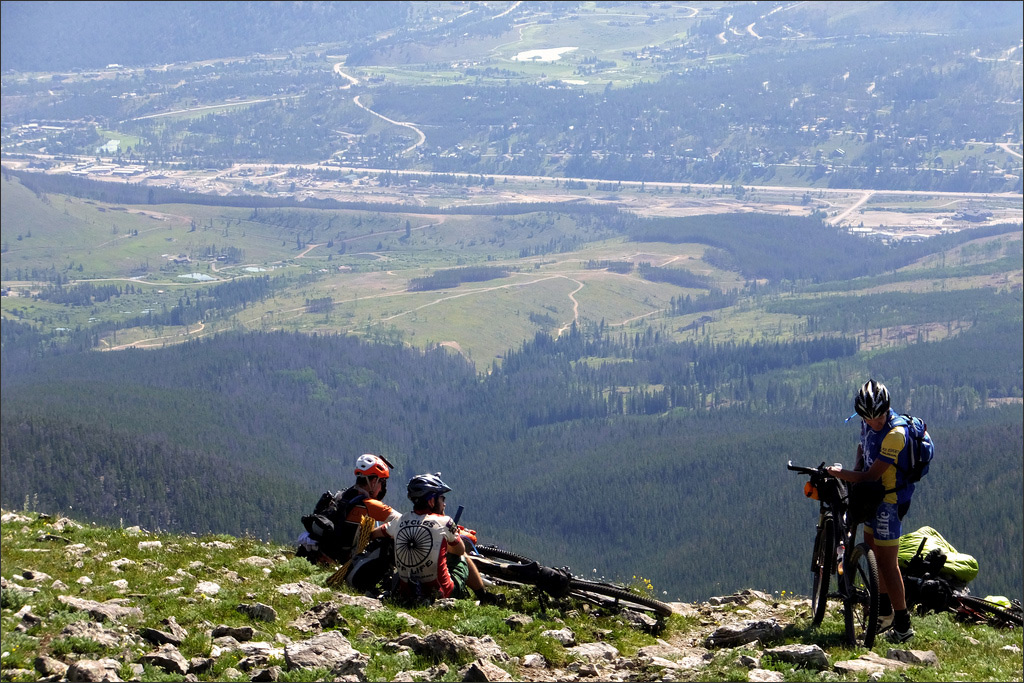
left=860, top=409, right=915, bottom=504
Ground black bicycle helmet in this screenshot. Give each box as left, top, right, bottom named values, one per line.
left=854, top=379, right=890, bottom=419
left=406, top=473, right=451, bottom=503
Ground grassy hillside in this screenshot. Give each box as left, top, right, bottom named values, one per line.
left=3, top=174, right=1020, bottom=370
left=2, top=510, right=1022, bottom=682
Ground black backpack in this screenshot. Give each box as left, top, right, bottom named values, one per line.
left=301, top=488, right=367, bottom=562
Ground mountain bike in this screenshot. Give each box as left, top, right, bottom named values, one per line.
left=344, top=506, right=673, bottom=620
left=469, top=543, right=673, bottom=619
left=449, top=504, right=671, bottom=619
left=901, top=538, right=1024, bottom=629
left=469, top=543, right=674, bottom=619
left=788, top=461, right=879, bottom=647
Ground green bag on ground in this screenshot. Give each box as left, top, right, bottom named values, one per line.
left=898, top=526, right=979, bottom=583
left=984, top=595, right=1012, bottom=609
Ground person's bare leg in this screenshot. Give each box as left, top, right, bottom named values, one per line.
left=466, top=557, right=484, bottom=591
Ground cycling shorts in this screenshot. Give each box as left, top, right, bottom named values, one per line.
left=865, top=500, right=908, bottom=546
left=447, top=555, right=470, bottom=598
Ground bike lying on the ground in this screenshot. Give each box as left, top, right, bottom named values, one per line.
left=788, top=461, right=879, bottom=647
left=341, top=507, right=673, bottom=620
left=469, top=542, right=674, bottom=619
left=901, top=538, right=1024, bottom=629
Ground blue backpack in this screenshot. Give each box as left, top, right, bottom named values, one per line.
left=894, top=414, right=934, bottom=486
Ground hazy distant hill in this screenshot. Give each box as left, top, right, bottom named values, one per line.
left=1, top=1, right=409, bottom=72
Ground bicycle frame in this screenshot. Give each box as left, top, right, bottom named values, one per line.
left=789, top=461, right=879, bottom=647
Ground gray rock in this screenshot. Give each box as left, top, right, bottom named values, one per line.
left=57, top=595, right=142, bottom=622
left=505, top=613, right=533, bottom=629
left=236, top=654, right=270, bottom=671
left=210, top=638, right=284, bottom=661
left=212, top=625, right=256, bottom=641
left=52, top=517, right=82, bottom=532
left=708, top=595, right=744, bottom=606
left=668, top=601, right=701, bottom=617
left=466, top=635, right=510, bottom=662
left=834, top=651, right=911, bottom=676
left=458, top=658, right=514, bottom=682
left=163, top=616, right=188, bottom=641
left=1, top=512, right=32, bottom=523
left=212, top=635, right=243, bottom=653
left=541, top=628, right=576, bottom=646
left=568, top=641, right=620, bottom=662
left=221, top=667, right=243, bottom=680
left=289, top=601, right=347, bottom=632
left=36, top=533, right=71, bottom=544
left=394, top=630, right=508, bottom=663
left=764, top=644, right=829, bottom=670
left=635, top=640, right=687, bottom=660
left=748, top=668, right=785, bottom=682
left=276, top=581, right=327, bottom=603
left=251, top=666, right=282, bottom=681
left=140, top=644, right=189, bottom=676
left=620, top=609, right=659, bottom=633
left=885, top=649, right=938, bottom=667
left=521, top=653, right=547, bottom=668
left=64, top=658, right=123, bottom=682
left=285, top=630, right=367, bottom=675
left=14, top=604, right=42, bottom=631
left=394, top=612, right=423, bottom=629
left=59, top=621, right=124, bottom=648
left=237, top=602, right=277, bottom=622
left=19, top=569, right=52, bottom=583
left=334, top=592, right=386, bottom=611
left=239, top=556, right=275, bottom=568
left=108, top=558, right=136, bottom=572
left=705, top=619, right=783, bottom=648
left=34, top=655, right=68, bottom=678
left=187, top=657, right=214, bottom=674
left=140, top=626, right=183, bottom=646
left=736, top=654, right=760, bottom=669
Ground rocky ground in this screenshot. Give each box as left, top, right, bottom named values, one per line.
left=2, top=510, right=1020, bottom=682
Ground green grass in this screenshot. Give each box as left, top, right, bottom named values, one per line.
left=3, top=172, right=1020, bottom=370
left=96, top=129, right=144, bottom=152
left=3, top=509, right=1023, bottom=681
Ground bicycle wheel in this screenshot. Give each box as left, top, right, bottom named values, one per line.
left=810, top=516, right=835, bottom=627
left=475, top=544, right=536, bottom=565
left=957, top=595, right=1024, bottom=628
left=843, top=543, right=879, bottom=647
left=567, top=578, right=673, bottom=618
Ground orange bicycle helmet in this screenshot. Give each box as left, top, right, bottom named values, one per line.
left=354, top=453, right=390, bottom=479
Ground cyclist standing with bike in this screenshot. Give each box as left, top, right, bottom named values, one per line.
left=826, top=380, right=916, bottom=643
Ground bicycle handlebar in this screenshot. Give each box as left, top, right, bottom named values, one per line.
left=787, top=460, right=827, bottom=475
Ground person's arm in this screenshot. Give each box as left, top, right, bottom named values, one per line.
left=443, top=517, right=466, bottom=556
left=827, top=457, right=889, bottom=483
left=365, top=499, right=401, bottom=525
